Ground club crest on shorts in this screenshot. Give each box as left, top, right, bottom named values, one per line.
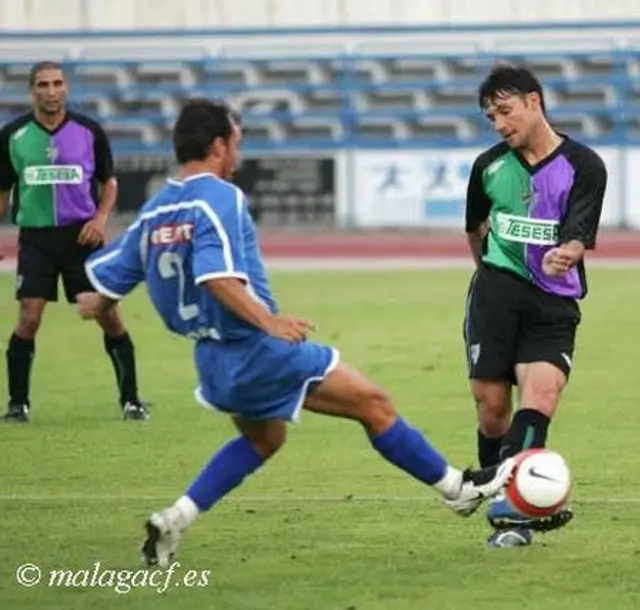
left=469, top=343, right=481, bottom=365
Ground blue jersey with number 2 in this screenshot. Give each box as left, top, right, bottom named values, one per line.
left=86, top=172, right=338, bottom=423
left=86, top=173, right=278, bottom=342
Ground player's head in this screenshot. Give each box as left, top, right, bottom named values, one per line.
left=478, top=65, right=547, bottom=150
left=29, top=61, right=68, bottom=116
left=173, top=99, right=241, bottom=179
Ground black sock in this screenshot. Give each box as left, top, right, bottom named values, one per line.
left=499, top=408, right=550, bottom=460
left=103, top=333, right=139, bottom=406
left=477, top=429, right=505, bottom=468
left=6, top=333, right=35, bottom=405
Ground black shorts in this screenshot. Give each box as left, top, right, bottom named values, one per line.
left=463, top=264, right=581, bottom=381
left=15, top=224, right=100, bottom=303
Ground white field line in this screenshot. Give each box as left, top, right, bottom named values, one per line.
left=0, top=493, right=635, bottom=505
left=2, top=256, right=640, bottom=273
left=263, top=257, right=640, bottom=271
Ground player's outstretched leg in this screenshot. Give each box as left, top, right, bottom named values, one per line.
left=479, top=365, right=574, bottom=547
left=485, top=406, right=573, bottom=538
left=141, top=417, right=285, bottom=567
left=470, top=379, right=535, bottom=547
left=94, top=305, right=149, bottom=421
left=302, top=361, right=515, bottom=515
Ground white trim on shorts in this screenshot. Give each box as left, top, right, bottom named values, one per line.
left=290, top=346, right=340, bottom=423
left=193, top=347, right=341, bottom=424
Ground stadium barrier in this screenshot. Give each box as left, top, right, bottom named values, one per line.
left=114, top=154, right=338, bottom=228
left=345, top=146, right=627, bottom=229
left=112, top=146, right=639, bottom=229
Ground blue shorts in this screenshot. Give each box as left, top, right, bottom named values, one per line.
left=193, top=335, right=340, bottom=423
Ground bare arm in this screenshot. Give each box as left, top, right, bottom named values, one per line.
left=0, top=124, right=17, bottom=218
left=0, top=191, right=8, bottom=259
left=466, top=221, right=488, bottom=268
left=204, top=277, right=314, bottom=343
left=0, top=190, right=10, bottom=220
left=78, top=178, right=118, bottom=246
left=204, top=277, right=275, bottom=332
left=76, top=292, right=118, bottom=319
left=93, top=122, right=117, bottom=222
left=465, top=156, right=492, bottom=268
left=96, top=177, right=118, bottom=222
left=78, top=122, right=118, bottom=246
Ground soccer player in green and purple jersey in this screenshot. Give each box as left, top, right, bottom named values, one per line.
left=462, top=65, right=607, bottom=548
left=0, top=61, right=149, bottom=423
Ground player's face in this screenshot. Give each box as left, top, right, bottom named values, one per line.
left=30, top=68, right=68, bottom=116
left=484, top=92, right=541, bottom=150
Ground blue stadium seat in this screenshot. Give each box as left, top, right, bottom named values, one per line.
left=1, top=44, right=639, bottom=155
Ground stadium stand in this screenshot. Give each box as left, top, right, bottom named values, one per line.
left=1, top=30, right=640, bottom=156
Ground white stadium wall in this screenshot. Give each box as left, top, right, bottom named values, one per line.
left=339, top=147, right=629, bottom=230
left=3, top=0, right=640, bottom=30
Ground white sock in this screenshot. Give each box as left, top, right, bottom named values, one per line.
left=432, top=466, right=463, bottom=500
left=172, top=495, right=200, bottom=529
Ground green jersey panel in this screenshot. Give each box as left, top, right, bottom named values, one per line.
left=8, top=123, right=56, bottom=226
left=481, top=152, right=534, bottom=281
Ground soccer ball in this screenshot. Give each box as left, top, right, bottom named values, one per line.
left=505, top=448, right=572, bottom=518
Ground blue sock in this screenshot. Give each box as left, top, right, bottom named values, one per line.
left=369, top=418, right=447, bottom=485
left=186, top=436, right=265, bottom=511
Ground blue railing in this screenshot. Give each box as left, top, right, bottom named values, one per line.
left=2, top=24, right=640, bottom=154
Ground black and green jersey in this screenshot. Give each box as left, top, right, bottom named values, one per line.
left=466, top=137, right=607, bottom=299
left=0, top=111, right=114, bottom=228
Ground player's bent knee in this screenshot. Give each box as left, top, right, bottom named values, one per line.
left=472, top=380, right=512, bottom=436
left=248, top=435, right=285, bottom=460
left=517, top=363, right=566, bottom=417
left=95, top=303, right=126, bottom=335
left=16, top=316, right=41, bottom=338
left=235, top=418, right=287, bottom=460
left=306, top=362, right=397, bottom=432
left=358, top=390, right=397, bottom=436
left=472, top=381, right=511, bottom=414
left=16, top=300, right=46, bottom=338
left=519, top=381, right=562, bottom=417
left=477, top=407, right=510, bottom=437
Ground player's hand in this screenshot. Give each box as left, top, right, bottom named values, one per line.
left=542, top=247, right=574, bottom=277
left=78, top=215, right=107, bottom=247
left=265, top=314, right=316, bottom=343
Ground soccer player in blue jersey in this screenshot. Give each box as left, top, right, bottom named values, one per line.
left=77, top=99, right=515, bottom=566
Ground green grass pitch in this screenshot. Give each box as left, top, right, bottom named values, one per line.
left=1, top=268, right=639, bottom=610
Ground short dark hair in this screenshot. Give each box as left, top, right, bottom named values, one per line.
left=29, top=61, right=64, bottom=87
left=172, top=99, right=236, bottom=164
left=478, top=65, right=546, bottom=113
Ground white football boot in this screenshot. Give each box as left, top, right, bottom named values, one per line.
left=444, top=457, right=516, bottom=517
left=141, top=508, right=185, bottom=567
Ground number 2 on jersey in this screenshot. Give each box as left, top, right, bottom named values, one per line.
left=157, top=251, right=199, bottom=320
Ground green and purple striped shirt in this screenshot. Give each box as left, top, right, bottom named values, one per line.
left=466, top=137, right=607, bottom=299
left=0, top=111, right=113, bottom=227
